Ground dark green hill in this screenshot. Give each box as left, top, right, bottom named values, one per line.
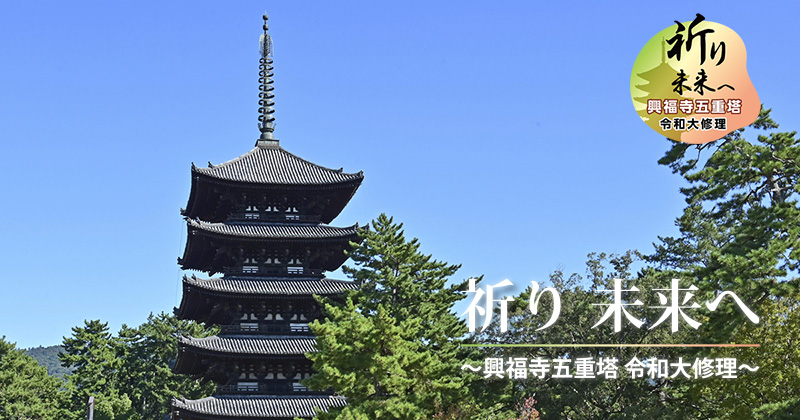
left=25, top=345, right=73, bottom=378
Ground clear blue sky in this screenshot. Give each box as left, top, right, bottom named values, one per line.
left=1, top=1, right=798, bottom=348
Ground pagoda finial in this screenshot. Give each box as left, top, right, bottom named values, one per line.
left=257, top=13, right=277, bottom=146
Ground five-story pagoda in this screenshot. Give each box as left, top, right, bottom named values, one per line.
left=171, top=14, right=362, bottom=420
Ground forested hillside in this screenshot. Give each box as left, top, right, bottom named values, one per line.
left=25, top=345, right=73, bottom=378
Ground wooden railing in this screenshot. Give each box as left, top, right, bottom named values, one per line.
left=224, top=266, right=324, bottom=277
left=220, top=323, right=311, bottom=334
left=228, top=212, right=321, bottom=223
left=216, top=382, right=326, bottom=395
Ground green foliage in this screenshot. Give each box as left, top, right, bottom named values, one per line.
left=753, top=398, right=800, bottom=420
left=60, top=320, right=123, bottom=419
left=649, top=107, right=800, bottom=418
left=652, top=107, right=800, bottom=335
left=116, top=313, right=216, bottom=420
left=428, top=400, right=487, bottom=419
left=25, top=345, right=74, bottom=378
left=307, top=214, right=484, bottom=419
left=59, top=314, right=215, bottom=419
left=475, top=252, right=688, bottom=419
left=688, top=297, right=800, bottom=419
left=92, top=393, right=136, bottom=420
left=0, top=337, right=67, bottom=419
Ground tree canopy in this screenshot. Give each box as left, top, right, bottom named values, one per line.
left=306, top=214, right=488, bottom=419
left=475, top=107, right=800, bottom=419
left=0, top=337, right=66, bottom=420
left=650, top=107, right=800, bottom=419
left=56, top=314, right=215, bottom=420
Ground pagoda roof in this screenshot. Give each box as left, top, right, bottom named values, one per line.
left=186, top=219, right=360, bottom=241
left=174, top=335, right=317, bottom=376
left=176, top=276, right=359, bottom=321
left=184, top=275, right=359, bottom=296
left=193, top=145, right=363, bottom=186
left=180, top=220, right=358, bottom=274
left=172, top=395, right=347, bottom=419
left=178, top=335, right=316, bottom=357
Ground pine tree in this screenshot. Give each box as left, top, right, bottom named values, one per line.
left=116, top=313, right=216, bottom=420
left=651, top=107, right=800, bottom=335
left=306, top=214, right=480, bottom=419
left=0, top=337, right=67, bottom=419
left=651, top=107, right=800, bottom=418
left=59, top=320, right=136, bottom=420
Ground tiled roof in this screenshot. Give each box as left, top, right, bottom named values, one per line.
left=173, top=395, right=347, bottom=418
left=178, top=335, right=316, bottom=356
left=184, top=276, right=359, bottom=296
left=193, top=145, right=363, bottom=185
left=187, top=219, right=359, bottom=240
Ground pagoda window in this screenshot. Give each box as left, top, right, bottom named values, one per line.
left=240, top=322, right=259, bottom=332
left=286, top=257, right=303, bottom=274
left=241, top=256, right=260, bottom=274
left=289, top=322, right=309, bottom=333
left=293, top=382, right=308, bottom=392
left=237, top=382, right=258, bottom=392
left=285, top=206, right=299, bottom=220
left=293, top=303, right=311, bottom=321
left=292, top=367, right=312, bottom=380
left=238, top=370, right=258, bottom=380
left=289, top=311, right=310, bottom=322
left=244, top=205, right=260, bottom=219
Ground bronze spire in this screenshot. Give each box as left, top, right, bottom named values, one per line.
left=257, top=13, right=276, bottom=146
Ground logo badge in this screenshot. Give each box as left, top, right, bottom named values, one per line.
left=631, top=14, right=759, bottom=144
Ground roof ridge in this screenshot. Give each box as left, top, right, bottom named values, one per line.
left=190, top=146, right=364, bottom=185
left=277, top=145, right=363, bottom=177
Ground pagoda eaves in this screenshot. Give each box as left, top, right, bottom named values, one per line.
left=176, top=275, right=359, bottom=322
left=184, top=144, right=363, bottom=224
left=172, top=395, right=347, bottom=420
